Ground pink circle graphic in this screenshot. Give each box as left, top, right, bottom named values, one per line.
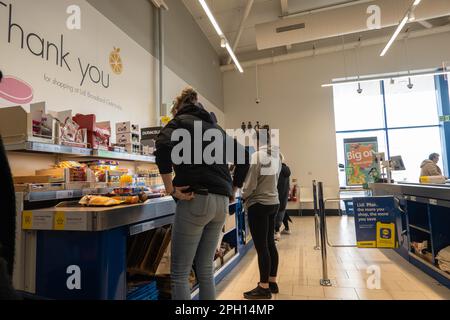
left=0, top=75, right=34, bottom=104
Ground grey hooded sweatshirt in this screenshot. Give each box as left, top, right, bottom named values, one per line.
left=242, top=145, right=282, bottom=210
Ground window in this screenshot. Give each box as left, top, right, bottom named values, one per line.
left=389, top=127, right=443, bottom=182
left=333, top=75, right=444, bottom=186
left=333, top=82, right=385, bottom=132
left=384, top=77, right=439, bottom=128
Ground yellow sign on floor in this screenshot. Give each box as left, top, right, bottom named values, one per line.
left=376, top=222, right=396, bottom=248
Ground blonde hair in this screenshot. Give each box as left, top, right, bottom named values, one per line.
left=171, top=87, right=198, bottom=116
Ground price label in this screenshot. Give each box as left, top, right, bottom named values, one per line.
left=56, top=190, right=74, bottom=199
left=410, top=196, right=417, bottom=202
left=54, top=211, right=66, bottom=230
left=82, top=189, right=93, bottom=196
left=429, top=199, right=438, bottom=206
left=22, top=211, right=33, bottom=230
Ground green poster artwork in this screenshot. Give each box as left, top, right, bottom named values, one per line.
left=344, top=137, right=380, bottom=186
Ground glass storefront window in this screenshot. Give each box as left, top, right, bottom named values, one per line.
left=383, top=76, right=439, bottom=128
left=388, top=127, right=443, bottom=182
left=333, top=82, right=385, bottom=132
left=333, top=77, right=444, bottom=186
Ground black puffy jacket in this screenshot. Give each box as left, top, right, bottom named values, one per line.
left=0, top=136, right=19, bottom=299
left=155, top=104, right=249, bottom=197
left=277, top=163, right=291, bottom=212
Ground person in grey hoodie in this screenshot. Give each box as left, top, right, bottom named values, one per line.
left=420, top=153, right=443, bottom=177
left=242, top=125, right=281, bottom=300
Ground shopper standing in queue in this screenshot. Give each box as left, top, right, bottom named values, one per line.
left=155, top=87, right=249, bottom=300
left=242, top=125, right=282, bottom=300
left=274, top=158, right=291, bottom=241
left=0, top=70, right=20, bottom=300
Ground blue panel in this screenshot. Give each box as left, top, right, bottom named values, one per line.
left=36, top=228, right=127, bottom=300
left=435, top=74, right=450, bottom=176
left=409, top=257, right=450, bottom=289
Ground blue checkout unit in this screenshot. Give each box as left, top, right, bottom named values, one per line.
left=371, top=183, right=450, bottom=288
left=13, top=192, right=253, bottom=300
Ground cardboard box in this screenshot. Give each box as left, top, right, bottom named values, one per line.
left=116, top=122, right=139, bottom=134
left=35, top=168, right=65, bottom=182
left=224, top=214, right=236, bottom=233
left=116, top=132, right=140, bottom=145
left=0, top=105, right=56, bottom=145
left=13, top=175, right=52, bottom=184
left=222, top=249, right=236, bottom=266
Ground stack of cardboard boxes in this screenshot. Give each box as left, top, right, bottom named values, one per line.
left=116, top=122, right=140, bottom=154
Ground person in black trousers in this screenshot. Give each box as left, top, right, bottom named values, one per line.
left=274, top=161, right=291, bottom=240
left=242, top=126, right=281, bottom=300
left=0, top=70, right=20, bottom=300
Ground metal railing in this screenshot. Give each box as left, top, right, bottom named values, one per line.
left=313, top=180, right=357, bottom=287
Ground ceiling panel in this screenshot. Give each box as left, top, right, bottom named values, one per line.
left=182, top=0, right=450, bottom=63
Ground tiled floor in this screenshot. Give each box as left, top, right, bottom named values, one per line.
left=216, top=216, right=450, bottom=300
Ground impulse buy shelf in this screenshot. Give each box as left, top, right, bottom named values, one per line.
left=5, top=141, right=156, bottom=163
left=22, top=196, right=175, bottom=232
left=371, top=183, right=450, bottom=288
left=9, top=141, right=253, bottom=300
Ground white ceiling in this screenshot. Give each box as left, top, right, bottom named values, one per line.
left=182, top=0, right=352, bottom=54
left=182, top=0, right=450, bottom=63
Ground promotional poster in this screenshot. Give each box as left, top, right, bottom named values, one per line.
left=344, top=137, right=380, bottom=186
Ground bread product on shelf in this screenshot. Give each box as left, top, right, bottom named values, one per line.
left=79, top=195, right=123, bottom=207
left=111, top=195, right=140, bottom=204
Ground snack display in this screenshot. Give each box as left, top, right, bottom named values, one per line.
left=56, top=161, right=88, bottom=182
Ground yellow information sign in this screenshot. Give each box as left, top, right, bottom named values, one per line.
left=54, top=211, right=66, bottom=230
left=22, top=211, right=33, bottom=230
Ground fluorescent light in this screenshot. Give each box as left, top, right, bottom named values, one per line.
left=380, top=15, right=409, bottom=57
left=322, top=69, right=450, bottom=88
left=225, top=42, right=244, bottom=73
left=198, top=0, right=224, bottom=37
left=380, top=0, right=423, bottom=57
left=198, top=0, right=243, bottom=73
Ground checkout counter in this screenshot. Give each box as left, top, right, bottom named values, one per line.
left=13, top=193, right=176, bottom=300
left=371, top=183, right=450, bottom=288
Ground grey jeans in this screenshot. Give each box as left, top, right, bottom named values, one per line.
left=171, top=193, right=229, bottom=300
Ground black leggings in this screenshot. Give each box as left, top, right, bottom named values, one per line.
left=248, top=203, right=279, bottom=283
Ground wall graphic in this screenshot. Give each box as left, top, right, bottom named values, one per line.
left=344, top=137, right=380, bottom=186
left=0, top=0, right=155, bottom=130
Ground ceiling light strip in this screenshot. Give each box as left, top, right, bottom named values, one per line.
left=198, top=0, right=243, bottom=73
left=380, top=0, right=423, bottom=57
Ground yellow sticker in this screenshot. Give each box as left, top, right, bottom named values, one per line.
left=22, top=211, right=33, bottom=230
left=54, top=212, right=66, bottom=230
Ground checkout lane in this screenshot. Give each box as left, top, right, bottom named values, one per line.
left=371, top=182, right=450, bottom=288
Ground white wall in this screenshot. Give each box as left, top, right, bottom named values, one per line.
left=223, top=31, right=450, bottom=207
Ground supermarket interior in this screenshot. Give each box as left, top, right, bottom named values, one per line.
left=1, top=0, right=450, bottom=304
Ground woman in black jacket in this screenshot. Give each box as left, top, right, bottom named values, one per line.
left=155, top=87, right=249, bottom=300
left=0, top=92, right=20, bottom=300
left=274, top=162, right=291, bottom=240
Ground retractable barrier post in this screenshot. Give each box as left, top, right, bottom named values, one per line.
left=312, top=180, right=320, bottom=250
left=318, top=182, right=332, bottom=287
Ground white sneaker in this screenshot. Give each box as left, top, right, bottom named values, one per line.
left=274, top=232, right=281, bottom=241
left=281, top=229, right=291, bottom=235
